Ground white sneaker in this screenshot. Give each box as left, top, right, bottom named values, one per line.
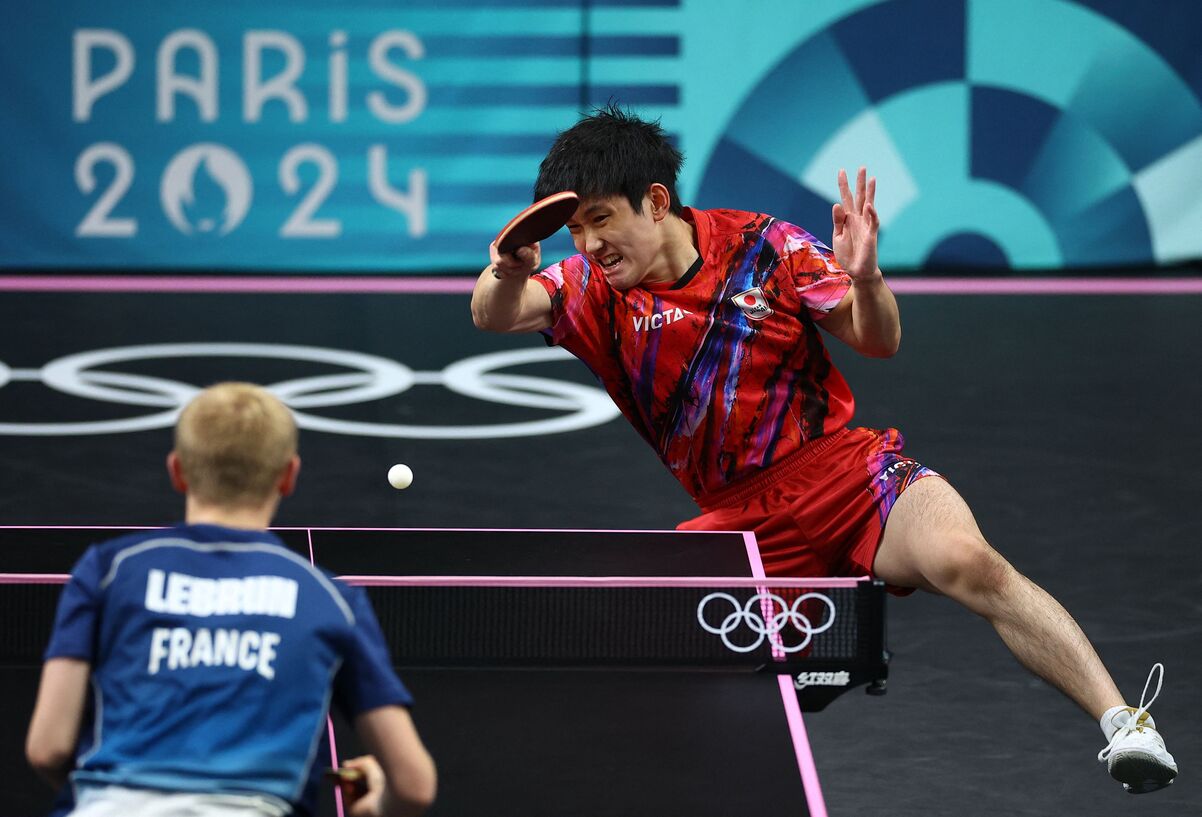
left=1097, top=663, right=1178, bottom=794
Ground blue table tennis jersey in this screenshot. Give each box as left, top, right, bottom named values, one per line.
left=44, top=524, right=412, bottom=810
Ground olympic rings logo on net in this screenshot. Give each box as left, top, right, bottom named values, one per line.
left=0, top=342, right=619, bottom=439
left=696, top=591, right=836, bottom=654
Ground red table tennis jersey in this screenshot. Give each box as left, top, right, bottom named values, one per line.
left=533, top=207, right=855, bottom=500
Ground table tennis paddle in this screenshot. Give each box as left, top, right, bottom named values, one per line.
left=324, top=766, right=368, bottom=797
left=495, top=191, right=579, bottom=255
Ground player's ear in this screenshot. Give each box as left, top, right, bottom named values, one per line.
left=648, top=183, right=672, bottom=222
left=166, top=452, right=188, bottom=494
left=278, top=456, right=301, bottom=497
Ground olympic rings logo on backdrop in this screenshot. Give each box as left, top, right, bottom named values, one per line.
left=0, top=342, right=619, bottom=439
left=696, top=591, right=836, bottom=654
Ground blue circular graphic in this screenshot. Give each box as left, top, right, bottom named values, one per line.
left=696, top=0, right=1202, bottom=270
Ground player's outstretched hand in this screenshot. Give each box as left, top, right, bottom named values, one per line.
left=341, top=754, right=386, bottom=816
left=831, top=167, right=880, bottom=283
left=490, top=240, right=541, bottom=281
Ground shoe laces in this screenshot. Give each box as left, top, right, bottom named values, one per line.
left=1098, top=663, right=1164, bottom=762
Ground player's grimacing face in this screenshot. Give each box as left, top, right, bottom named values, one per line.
left=566, top=195, right=658, bottom=291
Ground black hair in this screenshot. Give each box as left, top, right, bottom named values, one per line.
left=534, top=102, right=685, bottom=215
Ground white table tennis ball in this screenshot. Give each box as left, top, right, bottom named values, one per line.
left=387, top=463, right=413, bottom=490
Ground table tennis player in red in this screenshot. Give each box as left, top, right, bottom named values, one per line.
left=470, top=103, right=1177, bottom=794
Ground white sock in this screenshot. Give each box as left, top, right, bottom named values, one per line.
left=1100, top=705, right=1156, bottom=740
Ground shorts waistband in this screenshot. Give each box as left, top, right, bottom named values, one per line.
left=697, top=428, right=852, bottom=511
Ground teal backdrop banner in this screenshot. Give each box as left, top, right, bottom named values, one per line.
left=2, top=0, right=1200, bottom=272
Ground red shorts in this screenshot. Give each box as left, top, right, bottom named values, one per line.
left=677, top=427, right=938, bottom=593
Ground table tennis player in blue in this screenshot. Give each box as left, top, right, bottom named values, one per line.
left=25, top=382, right=436, bottom=817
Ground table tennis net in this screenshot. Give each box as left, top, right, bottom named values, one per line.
left=0, top=577, right=885, bottom=672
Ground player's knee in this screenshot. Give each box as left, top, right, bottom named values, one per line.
left=929, top=535, right=1011, bottom=600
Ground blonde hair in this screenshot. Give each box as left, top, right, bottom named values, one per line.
left=174, top=382, right=297, bottom=507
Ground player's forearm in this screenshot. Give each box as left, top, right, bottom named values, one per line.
left=378, top=760, right=438, bottom=817
left=353, top=707, right=438, bottom=817
left=26, top=658, right=89, bottom=790
left=470, top=266, right=530, bottom=332
left=847, top=271, right=901, bottom=357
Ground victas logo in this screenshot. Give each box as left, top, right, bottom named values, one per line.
left=160, top=143, right=253, bottom=235
left=876, top=459, right=917, bottom=482
left=632, top=307, right=693, bottom=332
left=731, top=287, right=773, bottom=321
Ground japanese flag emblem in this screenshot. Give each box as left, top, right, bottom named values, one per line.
left=731, top=287, right=773, bottom=321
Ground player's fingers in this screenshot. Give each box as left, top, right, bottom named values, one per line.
left=866, top=202, right=879, bottom=231
left=832, top=203, right=845, bottom=236
left=516, top=244, right=541, bottom=272
left=866, top=175, right=876, bottom=209
left=340, top=783, right=364, bottom=808
left=491, top=242, right=523, bottom=273
left=855, top=167, right=866, bottom=212
left=346, top=792, right=381, bottom=817
left=493, top=247, right=529, bottom=276
left=343, top=754, right=384, bottom=785
left=837, top=169, right=853, bottom=211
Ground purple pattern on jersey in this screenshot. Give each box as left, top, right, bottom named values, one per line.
left=866, top=428, right=940, bottom=523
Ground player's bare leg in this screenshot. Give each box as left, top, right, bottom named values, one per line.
left=872, top=476, right=1177, bottom=792
left=872, top=477, right=1119, bottom=714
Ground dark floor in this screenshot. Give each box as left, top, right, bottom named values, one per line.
left=1, top=287, right=1199, bottom=816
